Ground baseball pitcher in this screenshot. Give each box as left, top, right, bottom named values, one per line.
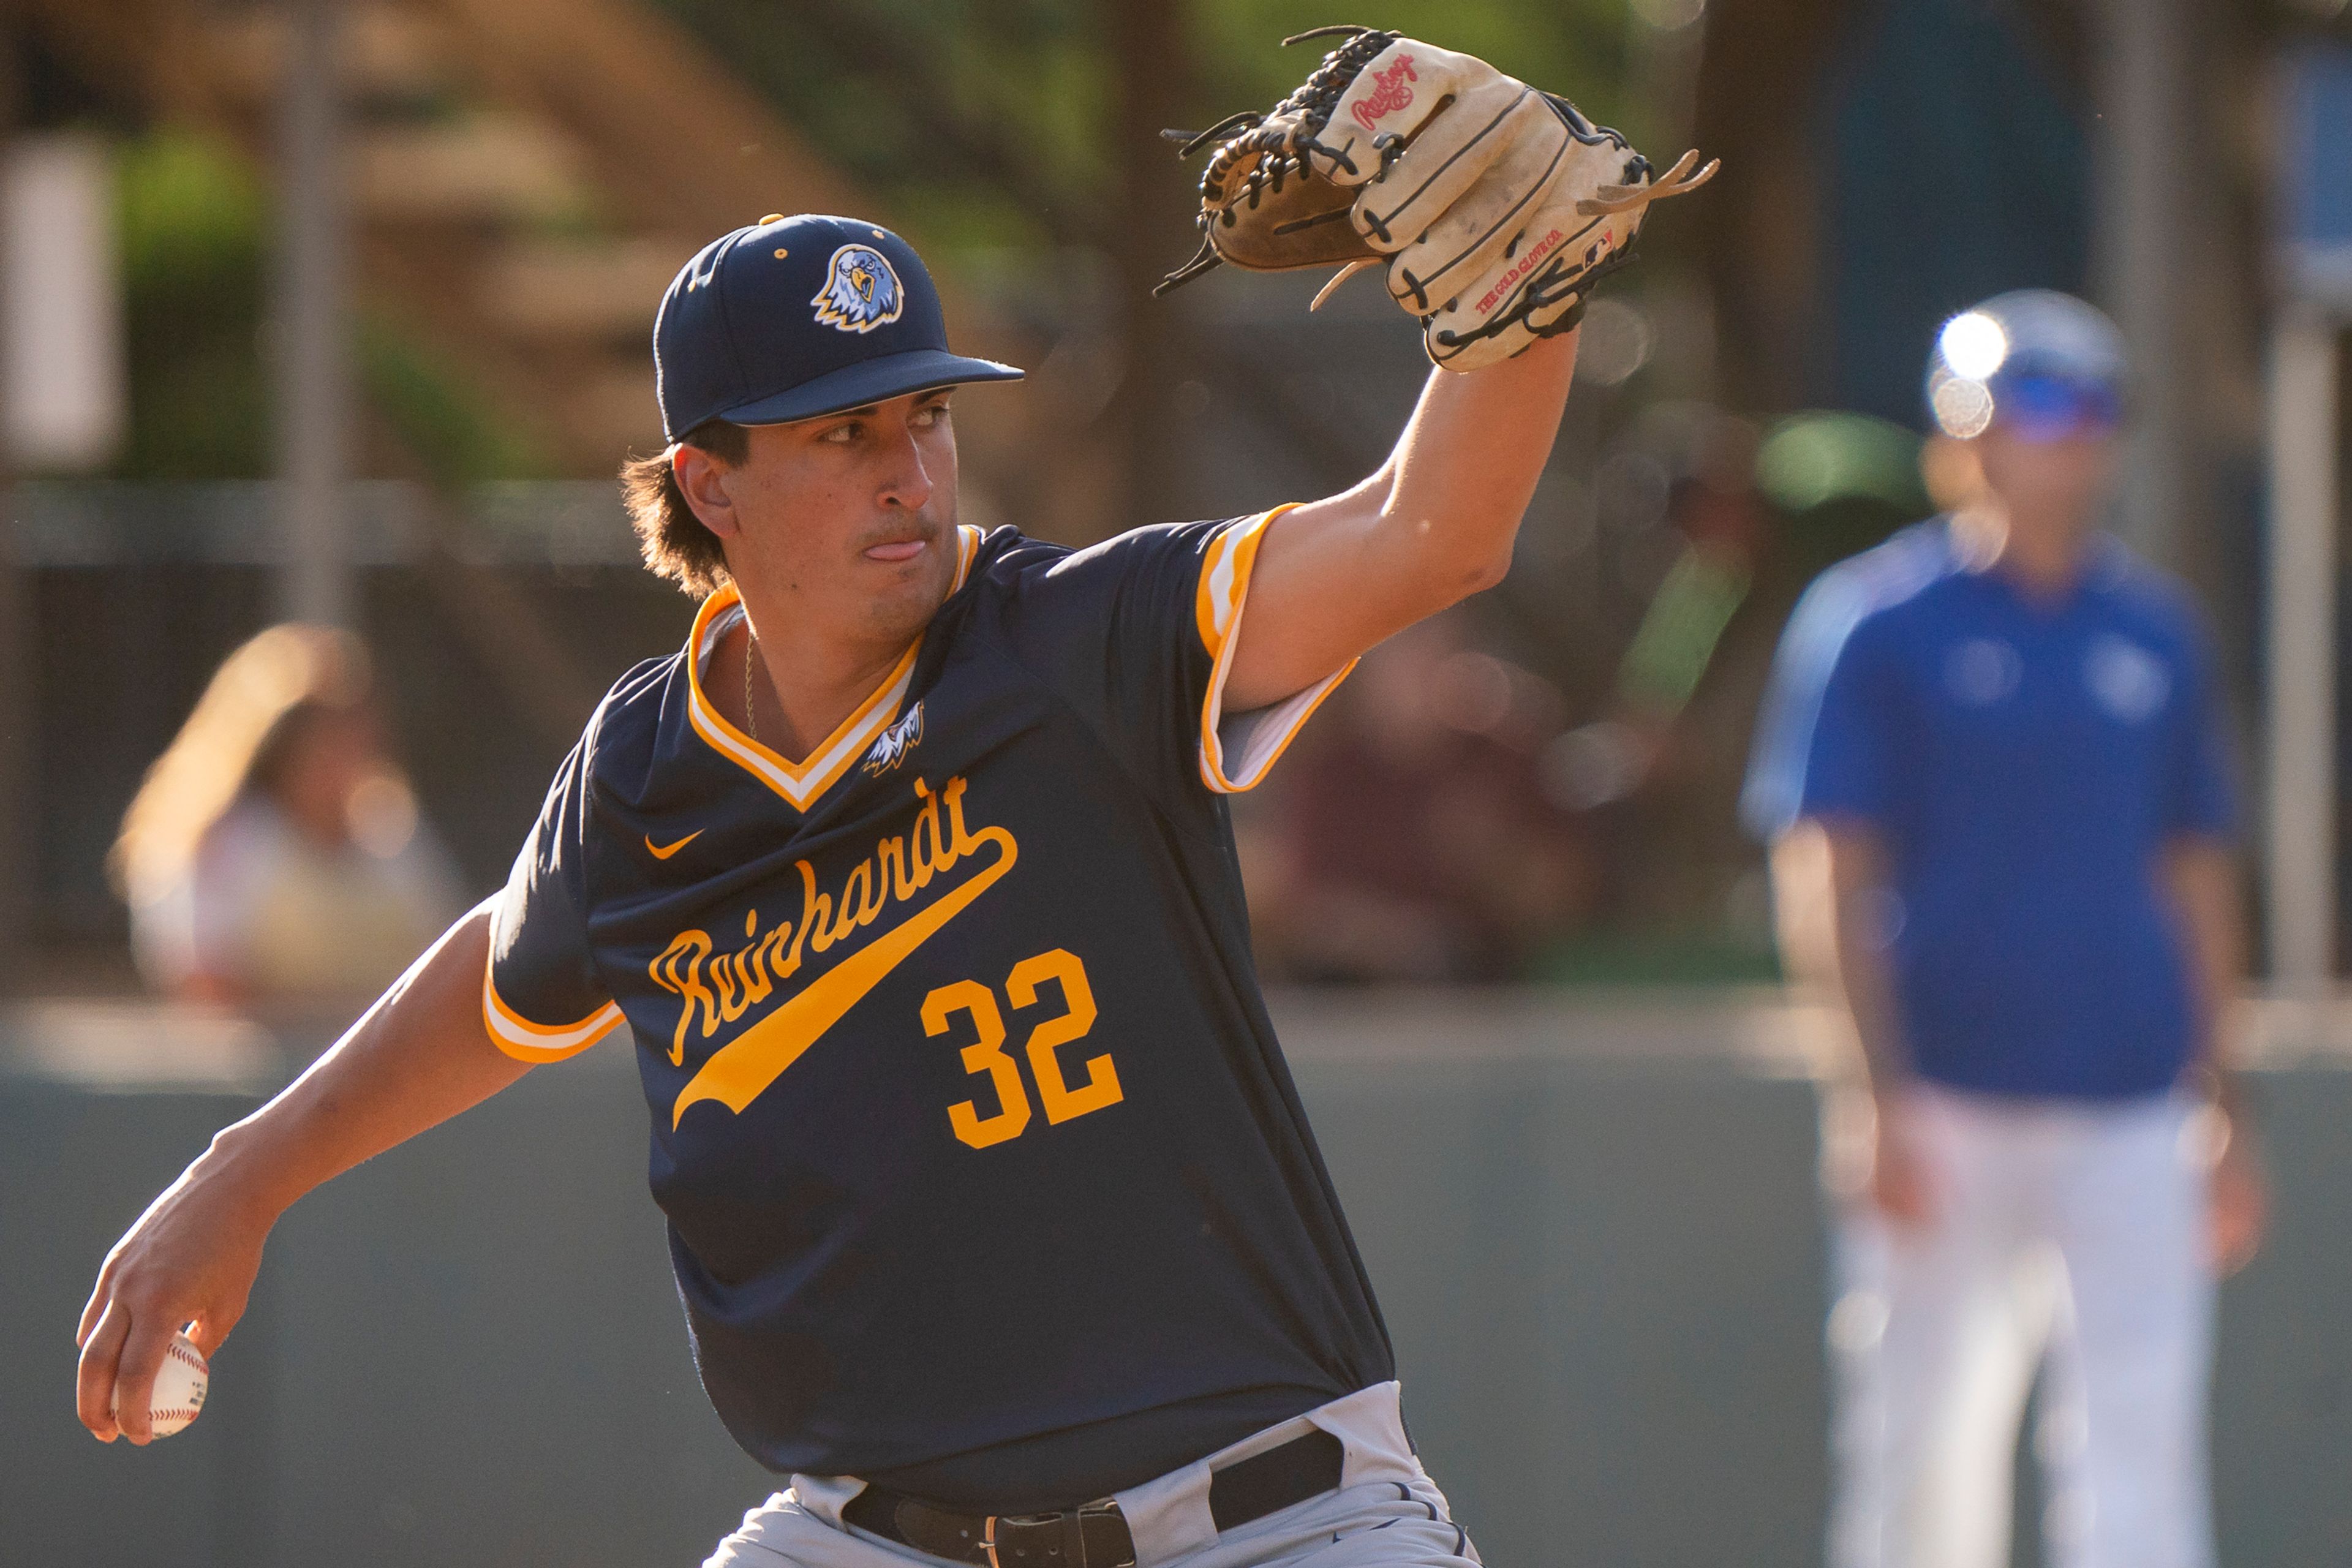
left=77, top=31, right=1709, bottom=1567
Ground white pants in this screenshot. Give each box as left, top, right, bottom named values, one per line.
left=1826, top=1085, right=2216, bottom=1568
left=707, top=1383, right=1477, bottom=1568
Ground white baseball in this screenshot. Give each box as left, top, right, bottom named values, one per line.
left=112, top=1329, right=208, bottom=1437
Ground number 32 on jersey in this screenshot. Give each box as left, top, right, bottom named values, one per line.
left=922, top=948, right=1123, bottom=1149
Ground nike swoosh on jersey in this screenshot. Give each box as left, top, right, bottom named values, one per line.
left=670, top=824, right=1019, bottom=1127
left=647, top=831, right=704, bottom=859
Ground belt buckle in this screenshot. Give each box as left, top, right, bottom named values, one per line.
left=980, top=1512, right=1039, bottom=1568
left=1077, top=1501, right=1133, bottom=1568
left=981, top=1503, right=1128, bottom=1568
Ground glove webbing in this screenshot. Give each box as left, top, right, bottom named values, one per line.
left=1154, top=26, right=1398, bottom=297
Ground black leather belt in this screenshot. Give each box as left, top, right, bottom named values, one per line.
left=843, top=1428, right=1346, bottom=1568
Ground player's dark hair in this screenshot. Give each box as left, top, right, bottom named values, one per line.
left=620, top=418, right=749, bottom=597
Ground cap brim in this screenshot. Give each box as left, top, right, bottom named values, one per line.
left=720, top=348, right=1025, bottom=427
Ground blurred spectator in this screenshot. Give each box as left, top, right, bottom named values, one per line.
left=110, top=624, right=462, bottom=1008
left=1242, top=612, right=1589, bottom=984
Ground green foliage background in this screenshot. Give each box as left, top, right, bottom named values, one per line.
left=115, top=130, right=272, bottom=477
left=105, top=3, right=1642, bottom=478
left=109, top=129, right=551, bottom=483
left=652, top=0, right=1637, bottom=256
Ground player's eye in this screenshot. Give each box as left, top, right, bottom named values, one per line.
left=913, top=402, right=951, bottom=429
left=820, top=421, right=862, bottom=444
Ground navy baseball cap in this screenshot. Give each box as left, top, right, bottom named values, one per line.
left=652, top=214, right=1023, bottom=442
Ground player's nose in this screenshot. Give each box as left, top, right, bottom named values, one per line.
left=875, top=422, right=936, bottom=513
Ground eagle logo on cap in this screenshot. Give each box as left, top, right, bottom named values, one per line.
left=812, top=244, right=904, bottom=334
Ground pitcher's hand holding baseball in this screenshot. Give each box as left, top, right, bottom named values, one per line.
left=76, top=910, right=526, bottom=1445
left=76, top=1148, right=271, bottom=1443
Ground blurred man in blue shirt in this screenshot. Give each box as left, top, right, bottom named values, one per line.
left=1745, top=291, right=2265, bottom=1568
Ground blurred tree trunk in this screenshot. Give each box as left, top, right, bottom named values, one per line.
left=1104, top=0, right=1197, bottom=538
left=274, top=0, right=353, bottom=627
left=1690, top=0, right=1848, bottom=415
left=0, top=29, right=25, bottom=982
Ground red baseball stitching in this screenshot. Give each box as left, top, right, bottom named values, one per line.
left=141, top=1337, right=209, bottom=1428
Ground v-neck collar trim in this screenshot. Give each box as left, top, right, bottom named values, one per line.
left=683, top=524, right=982, bottom=810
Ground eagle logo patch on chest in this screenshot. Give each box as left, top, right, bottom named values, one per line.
left=1945, top=638, right=2022, bottom=706
left=863, top=702, right=924, bottom=777
left=2085, top=635, right=2168, bottom=723
left=811, top=244, right=904, bottom=334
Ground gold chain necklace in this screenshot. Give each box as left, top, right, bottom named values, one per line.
left=743, top=619, right=760, bottom=745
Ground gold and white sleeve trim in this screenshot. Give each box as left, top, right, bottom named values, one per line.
left=1194, top=505, right=1355, bottom=794
left=482, top=968, right=625, bottom=1063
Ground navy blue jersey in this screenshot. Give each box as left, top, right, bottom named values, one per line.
left=1743, top=521, right=2237, bottom=1100
left=484, top=515, right=1392, bottom=1510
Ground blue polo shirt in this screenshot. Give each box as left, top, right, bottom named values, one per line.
left=1744, top=521, right=2236, bottom=1101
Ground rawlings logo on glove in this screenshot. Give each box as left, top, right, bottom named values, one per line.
left=1156, top=26, right=1717, bottom=372
left=1351, top=55, right=1418, bottom=130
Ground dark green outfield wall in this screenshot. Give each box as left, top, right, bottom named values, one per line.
left=4, top=994, right=2345, bottom=1567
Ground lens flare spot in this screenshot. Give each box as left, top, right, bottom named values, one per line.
left=1930, top=375, right=1994, bottom=439
left=1938, top=311, right=2008, bottom=381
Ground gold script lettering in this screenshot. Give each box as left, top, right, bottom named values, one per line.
left=670, top=775, right=1017, bottom=1126
left=649, top=929, right=715, bottom=1066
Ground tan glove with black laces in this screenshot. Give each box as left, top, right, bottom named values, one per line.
left=1157, top=26, right=1717, bottom=371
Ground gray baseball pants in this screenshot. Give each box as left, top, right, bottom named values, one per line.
left=706, top=1382, right=1480, bottom=1568
left=1826, top=1085, right=2215, bottom=1568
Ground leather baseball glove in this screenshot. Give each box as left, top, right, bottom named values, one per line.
left=1156, top=26, right=1717, bottom=371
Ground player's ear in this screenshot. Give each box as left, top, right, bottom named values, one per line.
left=674, top=444, right=744, bottom=540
